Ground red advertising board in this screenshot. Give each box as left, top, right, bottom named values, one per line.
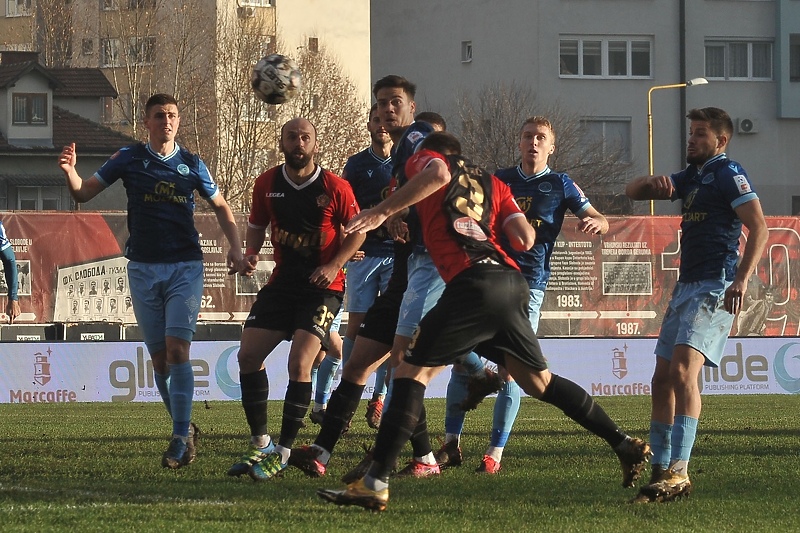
left=0, top=212, right=798, bottom=338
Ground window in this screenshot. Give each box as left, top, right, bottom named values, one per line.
left=581, top=118, right=632, bottom=162
left=127, top=0, right=156, bottom=9
left=791, top=35, right=800, bottom=82
left=12, top=93, right=47, bottom=125
left=308, top=37, right=319, bottom=53
left=82, top=39, right=93, bottom=56
left=705, top=40, right=772, bottom=80
left=6, top=0, right=32, bottom=16
left=461, top=41, right=473, bottom=63
left=129, top=36, right=156, bottom=65
left=17, top=187, right=61, bottom=211
left=101, top=38, right=121, bottom=67
left=560, top=37, right=652, bottom=78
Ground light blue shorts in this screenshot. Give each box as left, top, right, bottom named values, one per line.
left=127, top=260, right=204, bottom=354
left=396, top=251, right=446, bottom=338
left=527, top=288, right=545, bottom=334
left=345, top=256, right=394, bottom=313
left=654, top=277, right=734, bottom=367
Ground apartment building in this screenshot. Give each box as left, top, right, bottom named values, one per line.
left=371, top=0, right=800, bottom=215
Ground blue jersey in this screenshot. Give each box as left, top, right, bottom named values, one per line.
left=0, top=220, right=10, bottom=252
left=495, top=165, right=591, bottom=290
left=392, top=121, right=435, bottom=252
left=95, top=143, right=220, bottom=263
left=670, top=153, right=758, bottom=283
left=343, top=147, right=394, bottom=257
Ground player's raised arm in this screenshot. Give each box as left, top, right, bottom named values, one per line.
left=58, top=143, right=106, bottom=203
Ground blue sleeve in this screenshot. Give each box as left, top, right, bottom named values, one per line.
left=196, top=159, right=220, bottom=200
left=562, top=175, right=591, bottom=216
left=0, top=246, right=18, bottom=300
left=719, top=164, right=758, bottom=210
left=94, top=147, right=132, bottom=187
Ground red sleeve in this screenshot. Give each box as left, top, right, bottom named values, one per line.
left=248, top=172, right=271, bottom=228
left=328, top=171, right=360, bottom=226
left=405, top=149, right=449, bottom=180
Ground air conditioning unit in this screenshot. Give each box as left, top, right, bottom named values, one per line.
left=237, top=6, right=255, bottom=18
left=737, top=117, right=758, bottom=134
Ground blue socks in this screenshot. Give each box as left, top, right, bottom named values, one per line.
left=650, top=420, right=673, bottom=468
left=315, top=354, right=341, bottom=406
left=671, top=415, right=698, bottom=463
left=444, top=368, right=469, bottom=435
left=154, top=371, right=172, bottom=417
left=372, top=360, right=389, bottom=397
left=167, top=361, right=194, bottom=438
left=490, top=380, right=520, bottom=447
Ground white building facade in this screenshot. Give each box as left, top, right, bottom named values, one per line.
left=371, top=0, right=800, bottom=215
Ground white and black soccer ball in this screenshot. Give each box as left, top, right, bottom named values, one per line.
left=251, top=54, right=301, bottom=105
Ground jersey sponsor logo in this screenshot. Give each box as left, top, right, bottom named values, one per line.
left=177, top=164, right=190, bottom=176
left=453, top=216, right=488, bottom=241
left=733, top=174, right=751, bottom=194
left=316, top=194, right=331, bottom=208
left=265, top=193, right=284, bottom=197
left=406, top=130, right=424, bottom=146
left=516, top=196, right=532, bottom=212
left=538, top=182, right=553, bottom=193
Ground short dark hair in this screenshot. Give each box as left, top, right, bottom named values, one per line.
left=687, top=107, right=733, bottom=138
left=419, top=131, right=462, bottom=156
left=145, top=93, right=178, bottom=115
left=415, top=111, right=447, bottom=131
left=369, top=102, right=378, bottom=120
left=372, top=75, right=416, bottom=99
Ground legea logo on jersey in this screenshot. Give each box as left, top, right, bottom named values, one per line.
left=33, top=349, right=52, bottom=386
left=611, top=344, right=628, bottom=379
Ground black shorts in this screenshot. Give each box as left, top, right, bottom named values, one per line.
left=358, top=288, right=403, bottom=346
left=405, top=264, right=547, bottom=371
left=355, top=240, right=412, bottom=346
left=244, top=284, right=343, bottom=343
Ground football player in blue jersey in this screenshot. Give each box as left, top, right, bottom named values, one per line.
left=0, top=219, right=20, bottom=322
left=58, top=93, right=243, bottom=469
left=311, top=103, right=394, bottom=429
left=626, top=107, right=768, bottom=503
left=436, top=116, right=610, bottom=474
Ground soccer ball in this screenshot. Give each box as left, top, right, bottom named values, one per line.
left=251, top=54, right=301, bottom=105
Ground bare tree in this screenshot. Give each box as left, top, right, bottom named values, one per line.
left=456, top=81, right=635, bottom=213
left=277, top=41, right=369, bottom=175
left=34, top=0, right=74, bottom=67
left=209, top=12, right=281, bottom=212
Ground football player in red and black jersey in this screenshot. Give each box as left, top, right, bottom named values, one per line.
left=227, top=117, right=364, bottom=481
left=317, top=131, right=651, bottom=511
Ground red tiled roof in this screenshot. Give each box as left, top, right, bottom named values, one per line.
left=50, top=68, right=117, bottom=97
left=0, top=60, right=63, bottom=89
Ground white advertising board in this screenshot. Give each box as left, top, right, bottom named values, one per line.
left=1, top=338, right=798, bottom=404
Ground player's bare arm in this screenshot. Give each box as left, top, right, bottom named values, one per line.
left=309, top=231, right=366, bottom=288
left=345, top=159, right=450, bottom=235
left=577, top=206, right=609, bottom=235
left=724, top=199, right=768, bottom=315
left=58, top=143, right=105, bottom=203
left=503, top=214, right=536, bottom=251
left=625, top=175, right=674, bottom=201
left=240, top=224, right=267, bottom=276
left=207, top=194, right=245, bottom=275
